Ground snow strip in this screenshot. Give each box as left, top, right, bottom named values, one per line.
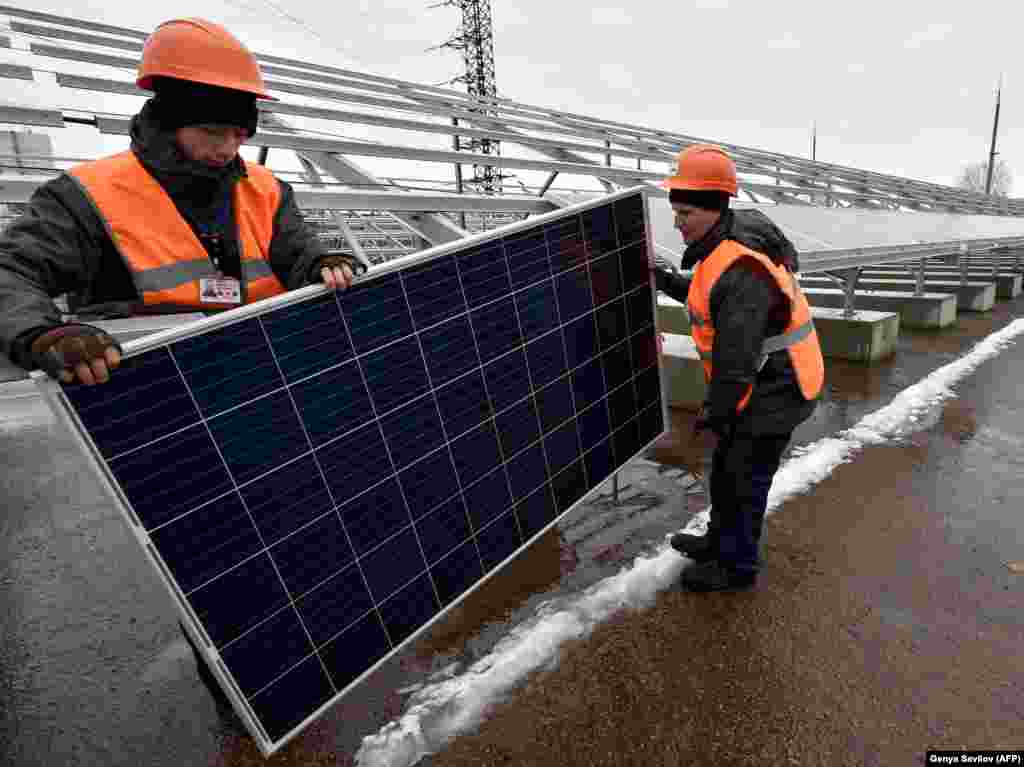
left=354, top=317, right=1024, bottom=766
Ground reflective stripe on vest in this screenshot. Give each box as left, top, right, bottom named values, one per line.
left=695, top=319, right=815, bottom=361
left=686, top=240, right=824, bottom=412
left=68, top=151, right=287, bottom=311
left=761, top=319, right=814, bottom=353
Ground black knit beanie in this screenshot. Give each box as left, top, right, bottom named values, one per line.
left=150, top=77, right=259, bottom=137
left=668, top=188, right=731, bottom=212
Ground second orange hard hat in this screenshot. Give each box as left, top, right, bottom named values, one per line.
left=661, top=144, right=738, bottom=196
left=137, top=18, right=276, bottom=100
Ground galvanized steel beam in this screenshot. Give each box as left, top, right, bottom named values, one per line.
left=260, top=112, right=467, bottom=245
left=0, top=174, right=554, bottom=214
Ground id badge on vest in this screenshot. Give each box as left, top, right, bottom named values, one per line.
left=198, top=226, right=241, bottom=305
left=200, top=276, right=242, bottom=305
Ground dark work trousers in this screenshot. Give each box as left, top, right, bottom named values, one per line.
left=705, top=431, right=792, bottom=574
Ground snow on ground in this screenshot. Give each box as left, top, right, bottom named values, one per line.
left=353, top=317, right=1024, bottom=767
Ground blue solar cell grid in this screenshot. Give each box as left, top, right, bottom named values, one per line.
left=57, top=191, right=663, bottom=752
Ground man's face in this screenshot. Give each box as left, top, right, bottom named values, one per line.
left=672, top=203, right=721, bottom=245
left=175, top=125, right=249, bottom=168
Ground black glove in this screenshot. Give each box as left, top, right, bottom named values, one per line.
left=29, top=324, right=122, bottom=380
left=697, top=380, right=749, bottom=439
left=693, top=402, right=736, bottom=441
left=309, top=254, right=367, bottom=283
left=652, top=254, right=677, bottom=292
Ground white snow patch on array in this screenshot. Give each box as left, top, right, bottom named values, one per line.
left=354, top=317, right=1024, bottom=767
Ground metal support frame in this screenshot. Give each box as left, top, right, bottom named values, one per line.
left=799, top=237, right=1024, bottom=275
left=824, top=268, right=863, bottom=318
left=451, top=116, right=467, bottom=229
left=537, top=171, right=559, bottom=197
left=424, top=94, right=620, bottom=207
left=914, top=257, right=926, bottom=297
left=0, top=177, right=558, bottom=214
left=4, top=3, right=1024, bottom=251
left=545, top=193, right=1024, bottom=278
left=410, top=101, right=619, bottom=193
left=354, top=211, right=419, bottom=253
left=260, top=111, right=466, bottom=246
left=4, top=85, right=1014, bottom=213
left=2, top=5, right=1023, bottom=214
left=297, top=158, right=372, bottom=271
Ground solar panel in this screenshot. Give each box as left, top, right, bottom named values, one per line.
left=34, top=187, right=665, bottom=755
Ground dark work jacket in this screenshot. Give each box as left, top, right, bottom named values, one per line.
left=0, top=100, right=332, bottom=371
left=656, top=209, right=817, bottom=436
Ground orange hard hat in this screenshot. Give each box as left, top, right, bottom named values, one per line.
left=137, top=18, right=276, bottom=100
left=661, top=144, right=738, bottom=196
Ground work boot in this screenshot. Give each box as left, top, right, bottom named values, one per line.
left=669, top=532, right=716, bottom=562
left=679, top=560, right=757, bottom=592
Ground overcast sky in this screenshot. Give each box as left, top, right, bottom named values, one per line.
left=4, top=0, right=1021, bottom=194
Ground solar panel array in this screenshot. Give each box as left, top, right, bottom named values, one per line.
left=51, top=190, right=663, bottom=754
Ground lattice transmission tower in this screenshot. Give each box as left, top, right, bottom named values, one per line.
left=435, top=0, right=504, bottom=194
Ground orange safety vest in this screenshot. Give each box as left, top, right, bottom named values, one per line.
left=68, top=151, right=287, bottom=311
left=687, top=239, right=824, bottom=413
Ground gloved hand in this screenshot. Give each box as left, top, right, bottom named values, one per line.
left=652, top=254, right=678, bottom=292
left=29, top=324, right=122, bottom=385
left=653, top=253, right=677, bottom=273
left=696, top=381, right=747, bottom=439
left=311, top=255, right=366, bottom=291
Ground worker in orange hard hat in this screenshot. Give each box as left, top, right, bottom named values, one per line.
left=653, top=144, right=823, bottom=591
left=0, top=18, right=365, bottom=388
left=0, top=19, right=368, bottom=730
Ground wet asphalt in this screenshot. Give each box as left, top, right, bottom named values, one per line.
left=2, top=298, right=1024, bottom=766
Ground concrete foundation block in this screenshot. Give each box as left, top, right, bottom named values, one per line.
left=920, top=256, right=1024, bottom=272
left=810, top=307, right=900, bottom=362
left=802, top=288, right=957, bottom=329
left=660, top=333, right=705, bottom=410
left=656, top=295, right=691, bottom=335
left=862, top=270, right=1021, bottom=300
left=800, top=277, right=996, bottom=312
left=983, top=274, right=1019, bottom=300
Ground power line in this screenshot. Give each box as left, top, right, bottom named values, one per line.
left=225, top=0, right=358, bottom=66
